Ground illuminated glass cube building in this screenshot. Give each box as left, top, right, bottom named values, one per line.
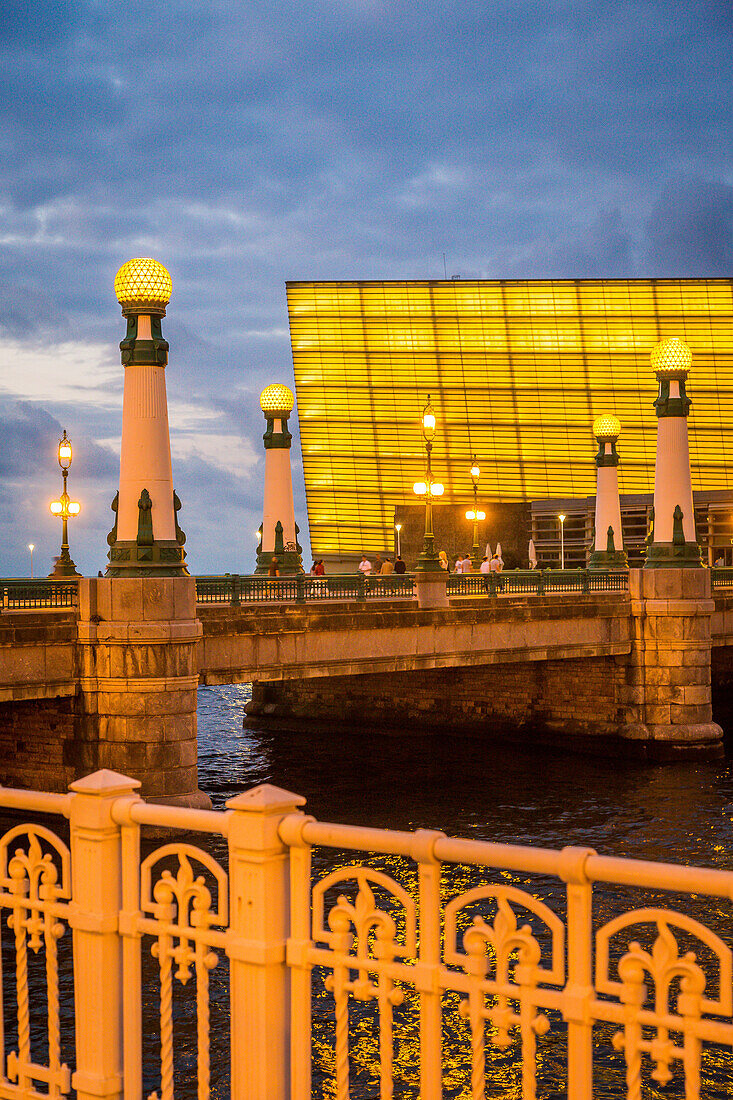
left=286, top=279, right=733, bottom=569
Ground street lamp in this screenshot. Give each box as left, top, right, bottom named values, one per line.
left=49, top=430, right=81, bottom=577
left=559, top=513, right=566, bottom=570
left=466, top=457, right=485, bottom=570
left=395, top=523, right=402, bottom=558
left=413, top=396, right=444, bottom=571
left=28, top=543, right=34, bottom=578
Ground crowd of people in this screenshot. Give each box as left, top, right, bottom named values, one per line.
left=345, top=550, right=503, bottom=575
left=353, top=554, right=408, bottom=575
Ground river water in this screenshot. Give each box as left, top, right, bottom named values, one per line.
left=3, top=684, right=733, bottom=1099
left=196, top=684, right=733, bottom=1100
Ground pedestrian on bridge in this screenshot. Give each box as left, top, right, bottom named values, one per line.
left=393, top=555, right=407, bottom=574
left=380, top=558, right=394, bottom=574
left=358, top=555, right=372, bottom=575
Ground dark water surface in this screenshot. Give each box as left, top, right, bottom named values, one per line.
left=196, top=684, right=733, bottom=1099
left=4, top=684, right=733, bottom=1099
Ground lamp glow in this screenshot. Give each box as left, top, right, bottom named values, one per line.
left=593, top=414, right=621, bottom=440
left=114, top=257, right=172, bottom=315
left=466, top=509, right=476, bottom=521
left=651, top=337, right=692, bottom=375
left=422, top=397, right=436, bottom=441
left=477, top=510, right=486, bottom=520
left=50, top=501, right=62, bottom=515
left=58, top=431, right=72, bottom=469
left=413, top=481, right=427, bottom=496
left=68, top=502, right=81, bottom=515
left=470, top=464, right=480, bottom=479
left=432, top=483, right=444, bottom=496
left=260, top=383, right=295, bottom=416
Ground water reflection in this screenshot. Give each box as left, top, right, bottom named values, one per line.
left=4, top=684, right=733, bottom=1099
left=197, top=684, right=733, bottom=1099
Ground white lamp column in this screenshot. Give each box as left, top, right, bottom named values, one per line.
left=107, top=257, right=187, bottom=576
left=645, top=337, right=702, bottom=568
left=589, top=414, right=627, bottom=569
left=255, top=383, right=303, bottom=575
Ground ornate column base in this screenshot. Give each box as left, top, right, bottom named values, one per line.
left=49, top=552, right=82, bottom=578
left=588, top=549, right=628, bottom=570
left=644, top=541, right=702, bottom=568
left=254, top=547, right=303, bottom=576
left=107, top=539, right=189, bottom=577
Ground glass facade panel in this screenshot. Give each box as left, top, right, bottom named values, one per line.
left=287, top=279, right=733, bottom=558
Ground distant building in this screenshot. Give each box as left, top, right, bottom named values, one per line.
left=287, top=279, right=733, bottom=570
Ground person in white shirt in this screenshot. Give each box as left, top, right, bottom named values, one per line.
left=454, top=556, right=463, bottom=573
left=489, top=554, right=502, bottom=572
left=460, top=554, right=473, bottom=573
left=479, top=555, right=491, bottom=573
left=358, top=555, right=372, bottom=575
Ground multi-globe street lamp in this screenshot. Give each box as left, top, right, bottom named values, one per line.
left=49, top=430, right=81, bottom=577
left=465, top=457, right=486, bottom=571
left=412, top=396, right=444, bottom=572
left=559, top=513, right=566, bottom=569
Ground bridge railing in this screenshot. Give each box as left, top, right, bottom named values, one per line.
left=447, top=568, right=629, bottom=597
left=712, top=567, right=733, bottom=589
left=195, top=572, right=417, bottom=604
left=0, top=578, right=78, bottom=610
left=2, top=771, right=732, bottom=1100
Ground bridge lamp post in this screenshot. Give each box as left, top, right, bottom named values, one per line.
left=467, top=458, right=485, bottom=570
left=644, top=336, right=702, bottom=568
left=395, top=522, right=402, bottom=558
left=413, top=396, right=444, bottom=572
left=49, top=430, right=81, bottom=578
left=28, top=543, right=34, bottom=578
left=559, top=513, right=566, bottom=570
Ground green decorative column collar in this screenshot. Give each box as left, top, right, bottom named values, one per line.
left=644, top=503, right=702, bottom=569
left=263, top=414, right=292, bottom=449
left=595, top=439, right=620, bottom=467
left=106, top=487, right=189, bottom=576
left=119, top=315, right=169, bottom=366
left=654, top=373, right=691, bottom=418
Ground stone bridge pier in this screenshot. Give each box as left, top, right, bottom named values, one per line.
left=247, top=568, right=724, bottom=760
left=76, top=577, right=210, bottom=807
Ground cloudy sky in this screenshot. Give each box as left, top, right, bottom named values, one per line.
left=1, top=0, right=731, bottom=576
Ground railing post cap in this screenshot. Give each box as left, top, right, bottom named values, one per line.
left=226, top=783, right=306, bottom=813
left=69, top=769, right=141, bottom=796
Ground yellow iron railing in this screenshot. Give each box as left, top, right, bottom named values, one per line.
left=1, top=773, right=732, bottom=1099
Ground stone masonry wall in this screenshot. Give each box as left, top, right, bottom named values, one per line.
left=0, top=696, right=78, bottom=791
left=246, top=654, right=630, bottom=752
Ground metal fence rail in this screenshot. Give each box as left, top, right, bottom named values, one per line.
left=447, top=569, right=629, bottom=597
left=0, top=570, right=631, bottom=610
left=195, top=572, right=416, bottom=604
left=1, top=773, right=731, bottom=1100
left=0, top=579, right=78, bottom=609
left=711, top=567, right=733, bottom=589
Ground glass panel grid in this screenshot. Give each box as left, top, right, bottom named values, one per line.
left=287, top=279, right=733, bottom=556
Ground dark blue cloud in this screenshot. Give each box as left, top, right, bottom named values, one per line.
left=0, top=0, right=730, bottom=571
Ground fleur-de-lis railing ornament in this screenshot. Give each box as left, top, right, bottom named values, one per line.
left=1, top=825, right=71, bottom=1100
left=445, top=885, right=564, bottom=1100
left=611, top=922, right=707, bottom=1096
left=141, top=844, right=227, bottom=1100
left=314, top=867, right=415, bottom=1100
left=597, top=908, right=732, bottom=1100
